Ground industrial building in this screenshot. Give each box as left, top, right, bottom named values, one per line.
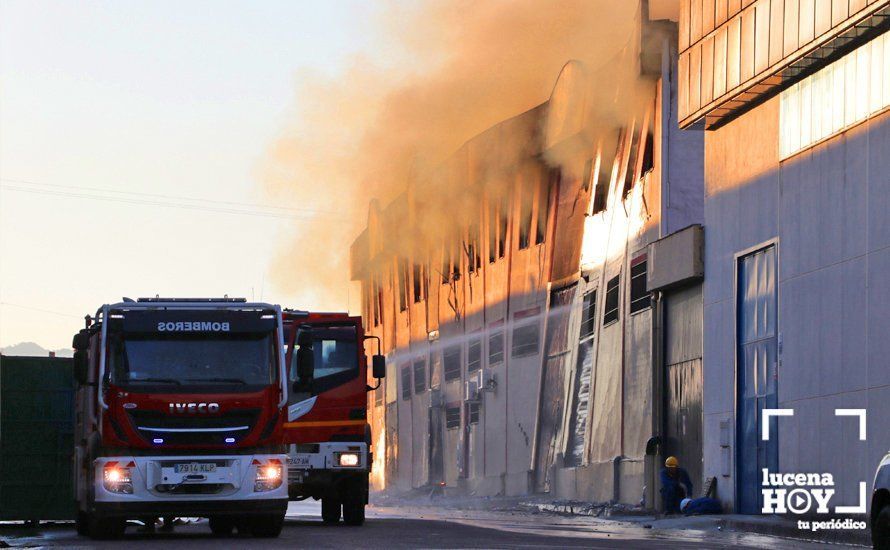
left=677, top=0, right=890, bottom=513
left=350, top=3, right=708, bottom=508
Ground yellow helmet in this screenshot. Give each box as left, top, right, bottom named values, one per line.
left=665, top=456, right=679, bottom=468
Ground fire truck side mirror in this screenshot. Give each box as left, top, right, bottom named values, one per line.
left=372, top=355, right=386, bottom=379
left=73, top=350, right=88, bottom=385
left=297, top=346, right=314, bottom=382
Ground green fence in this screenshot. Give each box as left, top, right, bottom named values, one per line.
left=0, top=355, right=75, bottom=521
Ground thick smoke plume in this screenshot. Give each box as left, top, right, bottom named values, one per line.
left=260, top=0, right=653, bottom=311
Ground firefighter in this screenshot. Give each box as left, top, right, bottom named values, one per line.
left=660, top=456, right=693, bottom=514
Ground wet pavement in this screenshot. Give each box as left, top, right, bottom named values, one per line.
left=0, top=500, right=859, bottom=548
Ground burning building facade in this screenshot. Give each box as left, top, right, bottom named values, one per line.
left=350, top=3, right=708, bottom=507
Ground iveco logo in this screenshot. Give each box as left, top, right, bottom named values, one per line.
left=168, top=402, right=220, bottom=414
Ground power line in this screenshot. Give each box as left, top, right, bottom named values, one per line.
left=0, top=301, right=83, bottom=319
left=0, top=178, right=339, bottom=221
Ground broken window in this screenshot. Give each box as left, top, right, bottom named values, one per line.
left=498, top=196, right=508, bottom=258
left=580, top=289, right=597, bottom=340
left=512, top=323, right=540, bottom=358
left=400, top=365, right=411, bottom=400
left=518, top=182, right=532, bottom=250
left=488, top=330, right=504, bottom=365
left=622, top=127, right=642, bottom=198
left=640, top=132, right=654, bottom=177
left=590, top=134, right=619, bottom=216
left=443, top=345, right=462, bottom=382
left=488, top=199, right=497, bottom=263
left=581, top=158, right=593, bottom=192
left=467, top=225, right=481, bottom=274
left=467, top=338, right=482, bottom=372
left=603, top=275, right=620, bottom=325
left=397, top=259, right=408, bottom=312
left=451, top=244, right=461, bottom=281
left=629, top=256, right=651, bottom=314
left=413, top=358, right=426, bottom=394
left=374, top=276, right=383, bottom=325
left=441, top=248, right=450, bottom=285
left=467, top=402, right=480, bottom=425
left=413, top=264, right=422, bottom=303
left=445, top=406, right=461, bottom=429
left=535, top=174, right=551, bottom=245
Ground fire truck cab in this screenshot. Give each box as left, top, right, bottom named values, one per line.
left=282, top=311, right=384, bottom=526
left=72, top=298, right=290, bottom=538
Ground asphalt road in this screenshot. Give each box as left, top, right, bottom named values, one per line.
left=0, top=501, right=848, bottom=549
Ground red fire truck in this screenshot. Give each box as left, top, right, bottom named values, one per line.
left=72, top=298, right=290, bottom=538
left=281, top=310, right=385, bottom=526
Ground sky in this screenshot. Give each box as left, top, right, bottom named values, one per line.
left=0, top=0, right=384, bottom=350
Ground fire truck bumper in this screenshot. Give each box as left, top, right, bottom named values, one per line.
left=287, top=442, right=369, bottom=500
left=90, top=454, right=289, bottom=516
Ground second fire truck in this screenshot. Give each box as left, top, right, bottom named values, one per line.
left=281, top=310, right=385, bottom=526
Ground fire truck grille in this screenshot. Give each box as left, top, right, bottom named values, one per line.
left=126, top=409, right=261, bottom=446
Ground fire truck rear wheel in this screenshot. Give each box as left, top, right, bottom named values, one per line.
left=249, top=512, right=285, bottom=537
left=342, top=497, right=365, bottom=526
left=88, top=515, right=126, bottom=539
left=208, top=516, right=235, bottom=535
left=321, top=498, right=341, bottom=524
left=75, top=511, right=90, bottom=536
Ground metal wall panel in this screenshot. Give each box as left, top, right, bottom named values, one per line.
left=717, top=0, right=730, bottom=24
left=679, top=0, right=890, bottom=127
left=704, top=0, right=717, bottom=32
left=728, top=16, right=742, bottom=88
left=784, top=0, right=800, bottom=54
left=833, top=0, right=849, bottom=24
left=814, top=0, right=832, bottom=37
left=770, top=0, right=785, bottom=65
left=715, top=27, right=729, bottom=96
left=703, top=37, right=715, bottom=104
left=740, top=7, right=756, bottom=81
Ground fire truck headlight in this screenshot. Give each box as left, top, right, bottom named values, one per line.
left=103, top=462, right=134, bottom=494
left=338, top=453, right=360, bottom=467
left=254, top=460, right=283, bottom=492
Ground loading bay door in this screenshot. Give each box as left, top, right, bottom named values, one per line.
left=736, top=245, right=778, bottom=514
left=663, top=284, right=703, bottom=498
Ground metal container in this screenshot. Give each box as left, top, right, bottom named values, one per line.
left=0, top=355, right=75, bottom=520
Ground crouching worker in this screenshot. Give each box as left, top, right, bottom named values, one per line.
left=660, top=456, right=693, bottom=514
left=681, top=497, right=722, bottom=515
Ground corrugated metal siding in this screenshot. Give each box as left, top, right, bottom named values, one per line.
left=678, top=0, right=890, bottom=128
left=0, top=356, right=75, bottom=520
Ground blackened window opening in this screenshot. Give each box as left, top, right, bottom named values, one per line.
left=580, top=290, right=597, bottom=339
left=467, top=339, right=482, bottom=372
left=398, top=260, right=408, bottom=311
left=622, top=128, right=641, bottom=198
left=401, top=365, right=411, bottom=400
left=629, top=258, right=651, bottom=314
left=443, top=345, right=462, bottom=382
left=413, top=264, right=423, bottom=303
left=445, top=406, right=461, bottom=429
left=413, top=358, right=426, bottom=394
left=603, top=275, right=620, bottom=325
left=488, top=330, right=504, bottom=365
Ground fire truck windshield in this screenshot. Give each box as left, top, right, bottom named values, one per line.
left=109, top=333, right=276, bottom=391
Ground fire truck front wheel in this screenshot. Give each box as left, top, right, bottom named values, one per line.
left=321, top=498, right=341, bottom=524
left=88, top=514, right=127, bottom=539
left=208, top=516, right=235, bottom=535
left=249, top=512, right=285, bottom=537
left=342, top=497, right=365, bottom=526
